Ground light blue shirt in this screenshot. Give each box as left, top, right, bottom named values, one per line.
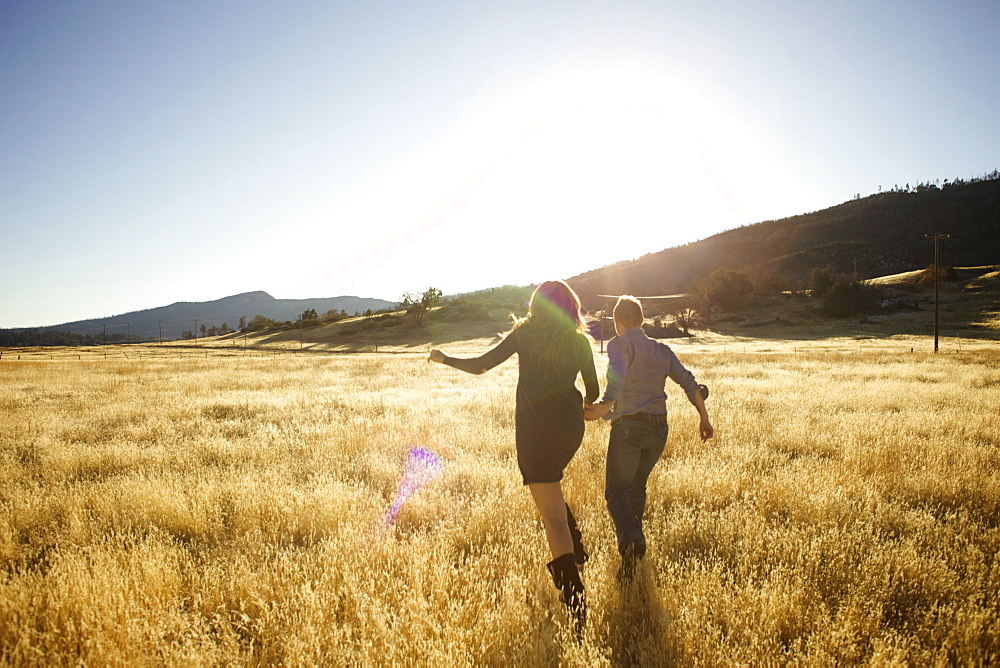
left=599, top=327, right=701, bottom=420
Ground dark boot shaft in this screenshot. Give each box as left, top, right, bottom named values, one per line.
left=546, top=553, right=586, bottom=635
left=565, top=504, right=589, bottom=566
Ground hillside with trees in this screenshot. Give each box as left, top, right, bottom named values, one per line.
left=5, top=173, right=998, bottom=349
left=567, top=172, right=1000, bottom=308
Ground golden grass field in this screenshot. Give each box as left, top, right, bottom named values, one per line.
left=2, top=337, right=999, bottom=665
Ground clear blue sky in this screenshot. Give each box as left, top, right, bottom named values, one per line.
left=2, top=0, right=998, bottom=328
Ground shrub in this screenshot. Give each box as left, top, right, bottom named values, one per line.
left=810, top=267, right=834, bottom=297
left=917, top=264, right=956, bottom=286
left=822, top=281, right=883, bottom=317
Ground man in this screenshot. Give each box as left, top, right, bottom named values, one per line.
left=585, top=295, right=714, bottom=580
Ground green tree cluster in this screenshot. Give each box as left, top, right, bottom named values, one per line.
left=298, top=309, right=321, bottom=328
left=692, top=269, right=754, bottom=318
left=822, top=281, right=884, bottom=317
left=401, top=287, right=442, bottom=324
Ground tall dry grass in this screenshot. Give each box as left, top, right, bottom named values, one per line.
left=1, top=345, right=998, bottom=665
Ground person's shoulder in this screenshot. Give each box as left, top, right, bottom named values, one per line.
left=651, top=336, right=676, bottom=354
left=573, top=329, right=594, bottom=349
left=504, top=326, right=524, bottom=348
left=621, top=327, right=648, bottom=345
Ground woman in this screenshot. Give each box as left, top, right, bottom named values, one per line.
left=585, top=295, right=713, bottom=581
left=429, top=280, right=598, bottom=633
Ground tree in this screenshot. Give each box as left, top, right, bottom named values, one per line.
left=822, top=281, right=882, bottom=317
left=299, top=309, right=320, bottom=327
left=401, top=287, right=443, bottom=324
left=673, top=307, right=699, bottom=335
left=692, top=269, right=753, bottom=314
left=751, top=271, right=785, bottom=296
left=810, top=267, right=834, bottom=297
left=323, top=309, right=349, bottom=324
left=247, top=315, right=273, bottom=332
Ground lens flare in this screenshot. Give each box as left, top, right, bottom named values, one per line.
left=382, top=446, right=444, bottom=528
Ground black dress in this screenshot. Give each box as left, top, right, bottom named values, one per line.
left=443, top=325, right=599, bottom=484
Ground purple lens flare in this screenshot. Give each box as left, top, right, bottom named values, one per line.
left=382, top=446, right=444, bottom=527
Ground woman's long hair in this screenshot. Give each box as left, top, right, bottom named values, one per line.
left=513, top=280, right=589, bottom=375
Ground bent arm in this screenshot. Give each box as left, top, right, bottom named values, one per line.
left=600, top=338, right=627, bottom=405
left=691, top=390, right=714, bottom=441
left=580, top=339, right=599, bottom=405
left=665, top=348, right=701, bottom=406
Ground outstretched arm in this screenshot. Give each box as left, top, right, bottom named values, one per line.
left=428, top=333, right=517, bottom=374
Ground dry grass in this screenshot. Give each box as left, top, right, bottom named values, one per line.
left=2, top=342, right=999, bottom=665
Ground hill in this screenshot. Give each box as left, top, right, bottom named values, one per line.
left=567, top=175, right=1000, bottom=307
left=180, top=266, right=997, bottom=353
left=22, top=292, right=395, bottom=341
left=699, top=265, right=999, bottom=342
left=5, top=173, right=997, bottom=348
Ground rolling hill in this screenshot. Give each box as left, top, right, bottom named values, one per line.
left=5, top=173, right=998, bottom=347
left=567, top=175, right=1000, bottom=307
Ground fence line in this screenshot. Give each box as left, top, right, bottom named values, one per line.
left=2, top=340, right=995, bottom=362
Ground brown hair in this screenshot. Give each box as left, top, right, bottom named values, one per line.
left=517, top=280, right=588, bottom=333
left=513, top=280, right=589, bottom=375
left=613, top=295, right=644, bottom=328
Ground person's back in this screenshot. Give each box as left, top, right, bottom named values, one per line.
left=429, top=280, right=597, bottom=635
left=585, top=295, right=713, bottom=581
left=602, top=326, right=701, bottom=421
left=513, top=324, right=596, bottom=411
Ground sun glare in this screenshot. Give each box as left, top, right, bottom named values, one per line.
left=443, top=66, right=769, bottom=258
left=281, top=65, right=813, bottom=297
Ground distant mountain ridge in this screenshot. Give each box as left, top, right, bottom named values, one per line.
left=31, top=291, right=396, bottom=340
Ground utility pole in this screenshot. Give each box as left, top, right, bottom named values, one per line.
left=925, top=234, right=951, bottom=353
left=103, top=323, right=106, bottom=346
left=157, top=321, right=162, bottom=346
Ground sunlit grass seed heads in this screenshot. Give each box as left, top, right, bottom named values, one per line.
left=1, top=346, right=999, bottom=664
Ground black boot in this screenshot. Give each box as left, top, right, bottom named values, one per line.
left=565, top=504, right=589, bottom=566
left=547, top=552, right=586, bottom=637
left=618, top=538, right=646, bottom=584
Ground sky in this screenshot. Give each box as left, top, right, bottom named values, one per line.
left=2, top=0, right=998, bottom=328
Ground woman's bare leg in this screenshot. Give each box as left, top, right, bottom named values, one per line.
left=528, top=482, right=574, bottom=559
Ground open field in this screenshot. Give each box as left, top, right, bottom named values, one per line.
left=2, top=341, right=999, bottom=664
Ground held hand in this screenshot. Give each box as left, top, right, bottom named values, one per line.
left=428, top=349, right=446, bottom=364
left=584, top=402, right=612, bottom=421
left=699, top=417, right=714, bottom=442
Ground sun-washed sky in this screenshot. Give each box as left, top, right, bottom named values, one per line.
left=2, top=0, right=998, bottom=328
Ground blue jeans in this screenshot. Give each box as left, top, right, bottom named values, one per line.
left=605, top=416, right=669, bottom=555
